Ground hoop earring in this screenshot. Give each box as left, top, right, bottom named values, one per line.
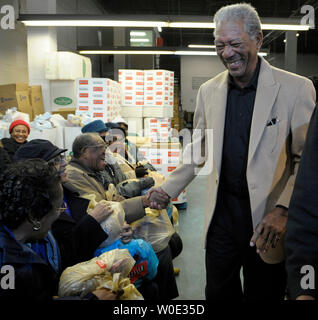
left=33, top=221, right=41, bottom=231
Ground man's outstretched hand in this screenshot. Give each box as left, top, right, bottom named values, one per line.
left=146, top=187, right=170, bottom=209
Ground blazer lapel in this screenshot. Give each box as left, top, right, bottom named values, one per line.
left=248, top=58, right=280, bottom=165
left=209, top=72, right=228, bottom=174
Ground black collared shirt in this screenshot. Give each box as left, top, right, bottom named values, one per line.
left=219, top=58, right=261, bottom=197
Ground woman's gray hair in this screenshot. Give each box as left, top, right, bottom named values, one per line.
left=213, top=3, right=262, bottom=40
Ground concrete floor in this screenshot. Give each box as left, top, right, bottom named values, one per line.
left=173, top=175, right=207, bottom=300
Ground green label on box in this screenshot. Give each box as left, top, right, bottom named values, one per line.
left=54, top=97, right=72, bottom=105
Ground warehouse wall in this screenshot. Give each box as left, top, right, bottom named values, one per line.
left=181, top=53, right=318, bottom=113
left=180, top=55, right=225, bottom=112
left=0, top=0, right=28, bottom=85
left=270, top=53, right=318, bottom=77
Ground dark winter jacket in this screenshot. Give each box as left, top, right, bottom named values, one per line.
left=51, top=184, right=108, bottom=271
left=1, top=137, right=27, bottom=161
left=285, top=104, right=318, bottom=299
left=0, top=146, right=11, bottom=174
left=0, top=225, right=60, bottom=300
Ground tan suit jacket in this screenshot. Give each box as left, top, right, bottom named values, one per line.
left=161, top=57, right=316, bottom=247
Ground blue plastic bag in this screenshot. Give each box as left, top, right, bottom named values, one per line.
left=95, top=238, right=159, bottom=288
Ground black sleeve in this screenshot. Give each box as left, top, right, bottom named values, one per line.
left=52, top=214, right=108, bottom=270
left=285, top=104, right=318, bottom=299
left=0, top=147, right=12, bottom=172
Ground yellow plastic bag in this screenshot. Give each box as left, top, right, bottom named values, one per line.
left=148, top=170, right=166, bottom=187
left=58, top=249, right=143, bottom=300
left=130, top=209, right=175, bottom=253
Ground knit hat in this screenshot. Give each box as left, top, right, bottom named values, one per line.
left=9, top=120, right=31, bottom=134
left=81, top=120, right=108, bottom=134
left=14, top=139, right=67, bottom=162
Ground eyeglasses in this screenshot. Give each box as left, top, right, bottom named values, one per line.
left=48, top=154, right=66, bottom=166
left=57, top=201, right=67, bottom=214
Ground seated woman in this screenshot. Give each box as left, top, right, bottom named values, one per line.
left=13, top=139, right=113, bottom=271
left=0, top=159, right=116, bottom=301
left=1, top=119, right=30, bottom=160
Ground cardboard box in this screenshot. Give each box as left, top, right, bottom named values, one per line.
left=143, top=106, right=173, bottom=118
left=51, top=80, right=76, bottom=109
left=52, top=107, right=76, bottom=119
left=64, top=126, right=82, bottom=151
left=0, top=83, right=32, bottom=117
left=121, top=106, right=143, bottom=118
left=45, top=52, right=92, bottom=80
left=29, top=85, right=44, bottom=120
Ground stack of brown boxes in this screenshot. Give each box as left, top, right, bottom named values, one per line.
left=0, top=83, right=44, bottom=121
left=171, top=81, right=183, bottom=131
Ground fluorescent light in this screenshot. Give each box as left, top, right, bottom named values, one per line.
left=20, top=14, right=310, bottom=31
left=261, top=24, right=309, bottom=31
left=169, top=22, right=215, bottom=28
left=130, top=38, right=150, bottom=42
left=188, top=44, right=216, bottom=48
left=79, top=49, right=267, bottom=57
left=130, top=31, right=147, bottom=36
left=168, top=22, right=308, bottom=31
left=21, top=20, right=169, bottom=28
left=175, top=51, right=217, bottom=55
left=79, top=50, right=174, bottom=55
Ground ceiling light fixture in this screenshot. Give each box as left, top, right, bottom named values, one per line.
left=79, top=50, right=175, bottom=55
left=188, top=44, right=216, bottom=48
left=130, top=38, right=150, bottom=42
left=130, top=31, right=147, bottom=36
left=79, top=49, right=267, bottom=56
left=19, top=14, right=309, bottom=31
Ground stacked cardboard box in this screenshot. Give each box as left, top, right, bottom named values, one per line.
left=118, top=70, right=144, bottom=107
left=119, top=69, right=175, bottom=120
left=144, top=70, right=174, bottom=107
left=0, top=83, right=44, bottom=121
left=144, top=118, right=171, bottom=143
left=138, top=142, right=186, bottom=204
left=171, top=82, right=180, bottom=130
left=76, top=78, right=121, bottom=122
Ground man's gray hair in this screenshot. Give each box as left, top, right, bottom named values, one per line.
left=72, top=132, right=103, bottom=159
left=213, top=3, right=262, bottom=39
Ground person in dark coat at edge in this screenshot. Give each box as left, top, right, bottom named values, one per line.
left=14, top=138, right=159, bottom=300
left=0, top=159, right=117, bottom=300
left=285, top=103, right=318, bottom=300
left=0, top=141, right=11, bottom=174
left=1, top=119, right=30, bottom=161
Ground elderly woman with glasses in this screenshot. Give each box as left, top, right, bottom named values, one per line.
left=13, top=139, right=114, bottom=272
left=0, top=159, right=116, bottom=300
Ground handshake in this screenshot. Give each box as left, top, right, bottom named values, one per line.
left=146, top=187, right=171, bottom=209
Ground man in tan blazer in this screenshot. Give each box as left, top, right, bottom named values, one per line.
left=147, top=3, right=316, bottom=300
